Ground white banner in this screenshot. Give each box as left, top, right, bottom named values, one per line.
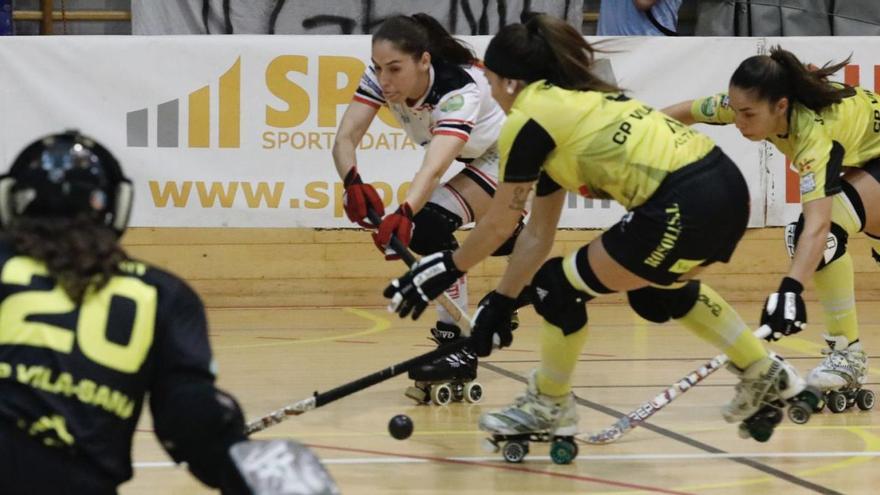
left=761, top=37, right=880, bottom=226
left=0, top=36, right=874, bottom=228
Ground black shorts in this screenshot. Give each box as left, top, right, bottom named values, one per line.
left=862, top=156, right=880, bottom=184
left=602, top=147, right=750, bottom=286
left=0, top=421, right=117, bottom=495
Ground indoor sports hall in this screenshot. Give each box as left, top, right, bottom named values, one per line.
left=1, top=2, right=878, bottom=495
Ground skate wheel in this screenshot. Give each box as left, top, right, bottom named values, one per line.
left=465, top=382, right=483, bottom=403
left=550, top=438, right=578, bottom=465
left=502, top=441, right=528, bottom=463
left=430, top=383, right=453, bottom=406
left=787, top=402, right=811, bottom=425
left=799, top=387, right=824, bottom=412
left=452, top=383, right=465, bottom=402
left=405, top=386, right=428, bottom=404
left=737, top=423, right=751, bottom=440
left=481, top=438, right=500, bottom=454
left=748, top=422, right=774, bottom=443
left=827, top=391, right=848, bottom=413
left=856, top=389, right=875, bottom=411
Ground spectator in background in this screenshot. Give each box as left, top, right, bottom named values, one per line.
left=598, top=0, right=682, bottom=36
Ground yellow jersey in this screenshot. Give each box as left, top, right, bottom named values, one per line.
left=691, top=84, right=880, bottom=203
left=498, top=81, right=716, bottom=209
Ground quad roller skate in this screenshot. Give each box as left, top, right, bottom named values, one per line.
left=723, top=353, right=822, bottom=442
left=479, top=370, right=579, bottom=464
left=807, top=335, right=874, bottom=414
left=405, top=322, right=483, bottom=405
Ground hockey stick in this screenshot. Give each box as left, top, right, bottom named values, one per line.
left=579, top=325, right=772, bottom=445
left=366, top=208, right=472, bottom=334
left=246, top=210, right=476, bottom=434
left=245, top=336, right=472, bottom=434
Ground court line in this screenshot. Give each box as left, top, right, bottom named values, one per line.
left=134, top=446, right=694, bottom=494
left=134, top=450, right=880, bottom=470
left=480, top=362, right=844, bottom=495
left=488, top=355, right=880, bottom=363
left=214, top=308, right=390, bottom=349
left=302, top=443, right=697, bottom=495
left=570, top=382, right=880, bottom=389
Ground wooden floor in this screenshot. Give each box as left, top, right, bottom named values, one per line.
left=120, top=300, right=880, bottom=495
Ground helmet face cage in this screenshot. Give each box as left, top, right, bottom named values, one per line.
left=0, top=131, right=133, bottom=236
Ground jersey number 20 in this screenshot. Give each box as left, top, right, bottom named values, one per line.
left=0, top=257, right=157, bottom=374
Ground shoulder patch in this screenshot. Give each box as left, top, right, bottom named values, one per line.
left=800, top=172, right=817, bottom=195
left=361, top=69, right=383, bottom=97
left=700, top=98, right=716, bottom=117
left=440, top=94, right=465, bottom=113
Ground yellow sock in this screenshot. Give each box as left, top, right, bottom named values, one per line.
left=536, top=320, right=589, bottom=397
left=675, top=283, right=767, bottom=369
left=814, top=252, right=859, bottom=342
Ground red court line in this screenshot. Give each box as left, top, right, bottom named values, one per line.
left=307, top=443, right=694, bottom=495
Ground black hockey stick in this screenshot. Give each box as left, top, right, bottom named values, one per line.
left=245, top=336, right=471, bottom=434
left=246, top=208, right=476, bottom=434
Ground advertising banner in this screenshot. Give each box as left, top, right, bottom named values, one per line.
left=1, top=36, right=873, bottom=228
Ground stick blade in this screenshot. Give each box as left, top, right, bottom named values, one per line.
left=230, top=439, right=340, bottom=495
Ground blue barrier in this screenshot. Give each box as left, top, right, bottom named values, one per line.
left=0, top=0, right=12, bottom=36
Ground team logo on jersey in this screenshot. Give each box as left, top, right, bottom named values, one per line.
left=800, top=172, right=817, bottom=195
left=440, top=95, right=464, bottom=112
left=700, top=98, right=716, bottom=117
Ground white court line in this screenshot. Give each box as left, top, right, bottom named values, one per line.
left=134, top=450, right=880, bottom=469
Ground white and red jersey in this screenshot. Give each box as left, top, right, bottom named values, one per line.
left=353, top=61, right=505, bottom=160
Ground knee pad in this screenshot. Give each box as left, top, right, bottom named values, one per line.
left=786, top=215, right=849, bottom=270
left=627, top=280, right=700, bottom=323
left=529, top=257, right=591, bottom=335
left=491, top=216, right=524, bottom=257
left=409, top=202, right=462, bottom=255
left=152, top=382, right=247, bottom=490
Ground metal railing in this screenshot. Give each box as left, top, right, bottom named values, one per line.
left=12, top=0, right=130, bottom=34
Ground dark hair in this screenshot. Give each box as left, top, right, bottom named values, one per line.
left=373, top=14, right=475, bottom=66
left=483, top=13, right=620, bottom=92
left=8, top=214, right=127, bottom=302
left=730, top=46, right=853, bottom=113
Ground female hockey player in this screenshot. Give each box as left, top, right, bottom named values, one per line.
left=332, top=14, right=522, bottom=404
left=664, top=46, right=877, bottom=413
left=384, top=14, right=816, bottom=454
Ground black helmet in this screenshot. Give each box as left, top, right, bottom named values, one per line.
left=0, top=130, right=133, bottom=235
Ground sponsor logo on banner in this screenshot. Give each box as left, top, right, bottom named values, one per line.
left=127, top=58, right=241, bottom=149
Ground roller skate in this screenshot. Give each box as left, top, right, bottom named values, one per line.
left=723, top=353, right=821, bottom=442
left=480, top=370, right=579, bottom=464
left=807, top=335, right=874, bottom=413
left=405, top=322, right=483, bottom=405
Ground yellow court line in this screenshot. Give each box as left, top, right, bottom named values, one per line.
left=215, top=308, right=391, bottom=349
left=588, top=426, right=878, bottom=495
left=772, top=335, right=880, bottom=377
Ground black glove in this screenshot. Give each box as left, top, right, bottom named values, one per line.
left=384, top=251, right=464, bottom=320
left=472, top=291, right=518, bottom=357
left=760, top=277, right=807, bottom=341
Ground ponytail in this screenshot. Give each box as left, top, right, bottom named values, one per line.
left=731, top=46, right=853, bottom=113
left=373, top=14, right=475, bottom=66
left=410, top=13, right=475, bottom=65
left=484, top=13, right=619, bottom=93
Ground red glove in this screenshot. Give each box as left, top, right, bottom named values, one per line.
left=372, top=203, right=414, bottom=260
left=342, top=167, right=384, bottom=228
